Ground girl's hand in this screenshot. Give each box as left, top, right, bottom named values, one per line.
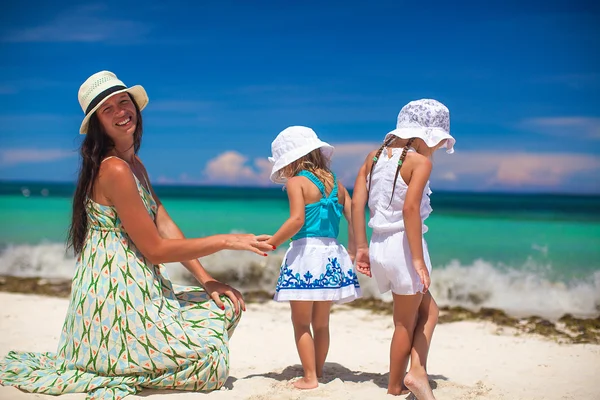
left=355, top=247, right=371, bottom=277
left=224, top=234, right=274, bottom=255
left=203, top=280, right=246, bottom=314
left=413, top=260, right=431, bottom=292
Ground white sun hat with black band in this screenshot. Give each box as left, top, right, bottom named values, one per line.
left=77, top=71, right=148, bottom=134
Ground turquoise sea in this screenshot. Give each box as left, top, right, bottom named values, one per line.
left=1, top=181, right=599, bottom=319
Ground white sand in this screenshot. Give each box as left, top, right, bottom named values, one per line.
left=0, top=293, right=599, bottom=400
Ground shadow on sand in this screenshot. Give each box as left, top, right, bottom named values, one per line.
left=243, top=362, right=447, bottom=391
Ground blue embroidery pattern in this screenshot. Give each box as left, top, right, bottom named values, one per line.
left=276, top=257, right=359, bottom=292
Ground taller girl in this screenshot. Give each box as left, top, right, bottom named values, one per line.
left=352, top=99, right=456, bottom=399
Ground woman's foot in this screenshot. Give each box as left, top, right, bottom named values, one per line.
left=404, top=369, right=435, bottom=400
left=292, top=376, right=318, bottom=390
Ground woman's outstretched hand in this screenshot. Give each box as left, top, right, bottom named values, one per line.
left=355, top=247, right=371, bottom=277
left=203, top=280, right=246, bottom=314
left=224, top=234, right=274, bottom=256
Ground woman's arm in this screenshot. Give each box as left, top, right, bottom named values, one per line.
left=266, top=176, right=306, bottom=248
left=99, top=158, right=272, bottom=265
left=142, top=178, right=247, bottom=312
left=403, top=155, right=433, bottom=292
left=339, top=182, right=356, bottom=262
left=137, top=160, right=238, bottom=286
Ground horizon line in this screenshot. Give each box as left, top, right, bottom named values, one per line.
left=1, top=179, right=599, bottom=197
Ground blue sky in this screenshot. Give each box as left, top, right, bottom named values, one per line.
left=0, top=0, right=599, bottom=193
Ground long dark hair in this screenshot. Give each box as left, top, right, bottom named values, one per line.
left=67, top=94, right=143, bottom=254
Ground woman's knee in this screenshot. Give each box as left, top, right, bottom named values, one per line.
left=220, top=296, right=242, bottom=328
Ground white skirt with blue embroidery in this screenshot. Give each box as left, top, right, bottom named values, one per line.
left=274, top=237, right=362, bottom=303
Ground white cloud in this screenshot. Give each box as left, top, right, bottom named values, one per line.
left=156, top=175, right=175, bottom=184
left=176, top=145, right=600, bottom=193
left=325, top=142, right=600, bottom=192
left=523, top=117, right=600, bottom=139
left=2, top=5, right=150, bottom=43
left=329, top=142, right=380, bottom=186
left=429, top=151, right=600, bottom=190
left=203, top=151, right=271, bottom=185
left=439, top=171, right=458, bottom=181
left=0, top=149, right=76, bottom=167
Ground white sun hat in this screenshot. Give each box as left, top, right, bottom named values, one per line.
left=77, top=71, right=149, bottom=134
left=385, top=99, right=456, bottom=154
left=269, top=126, right=334, bottom=184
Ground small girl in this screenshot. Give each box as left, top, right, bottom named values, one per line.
left=267, top=125, right=361, bottom=389
left=352, top=99, right=455, bottom=399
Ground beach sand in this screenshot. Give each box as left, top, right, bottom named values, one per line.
left=1, top=292, right=599, bottom=400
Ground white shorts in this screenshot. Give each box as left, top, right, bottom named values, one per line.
left=369, top=230, right=432, bottom=295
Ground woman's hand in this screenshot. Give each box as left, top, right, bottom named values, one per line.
left=355, top=247, right=371, bottom=277
left=224, top=234, right=274, bottom=255
left=203, top=279, right=246, bottom=314
left=413, top=259, right=431, bottom=292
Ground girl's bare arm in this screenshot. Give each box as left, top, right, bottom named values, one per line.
left=267, top=176, right=306, bottom=248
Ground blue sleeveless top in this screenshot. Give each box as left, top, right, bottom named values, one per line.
left=292, top=170, right=343, bottom=241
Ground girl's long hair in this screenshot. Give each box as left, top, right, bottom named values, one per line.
left=281, top=148, right=334, bottom=193
left=67, top=94, right=143, bottom=254
left=368, top=136, right=416, bottom=205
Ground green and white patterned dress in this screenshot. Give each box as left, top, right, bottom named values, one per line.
left=0, top=173, right=241, bottom=399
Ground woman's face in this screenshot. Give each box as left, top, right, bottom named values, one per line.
left=96, top=92, right=138, bottom=140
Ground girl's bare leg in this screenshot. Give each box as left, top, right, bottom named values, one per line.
left=290, top=301, right=318, bottom=389
left=404, top=292, right=439, bottom=399
left=388, top=293, right=422, bottom=395
left=312, top=301, right=332, bottom=378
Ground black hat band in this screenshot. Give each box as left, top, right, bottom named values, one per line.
left=85, top=85, right=127, bottom=115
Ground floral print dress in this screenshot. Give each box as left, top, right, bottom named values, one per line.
left=0, top=173, right=241, bottom=399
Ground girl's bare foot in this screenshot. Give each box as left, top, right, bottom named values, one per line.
left=292, top=377, right=318, bottom=390
left=387, top=385, right=404, bottom=396
left=404, top=369, right=435, bottom=400
left=400, top=381, right=409, bottom=395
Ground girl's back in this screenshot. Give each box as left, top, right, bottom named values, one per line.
left=296, top=170, right=346, bottom=206
left=291, top=170, right=344, bottom=241
left=367, top=148, right=433, bottom=234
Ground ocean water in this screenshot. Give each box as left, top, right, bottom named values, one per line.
left=1, top=181, right=599, bottom=319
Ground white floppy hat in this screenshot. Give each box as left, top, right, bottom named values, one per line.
left=385, top=99, right=456, bottom=154
left=78, top=71, right=148, bottom=134
left=269, top=126, right=334, bottom=184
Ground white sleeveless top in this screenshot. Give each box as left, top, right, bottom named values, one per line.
left=366, top=147, right=433, bottom=234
